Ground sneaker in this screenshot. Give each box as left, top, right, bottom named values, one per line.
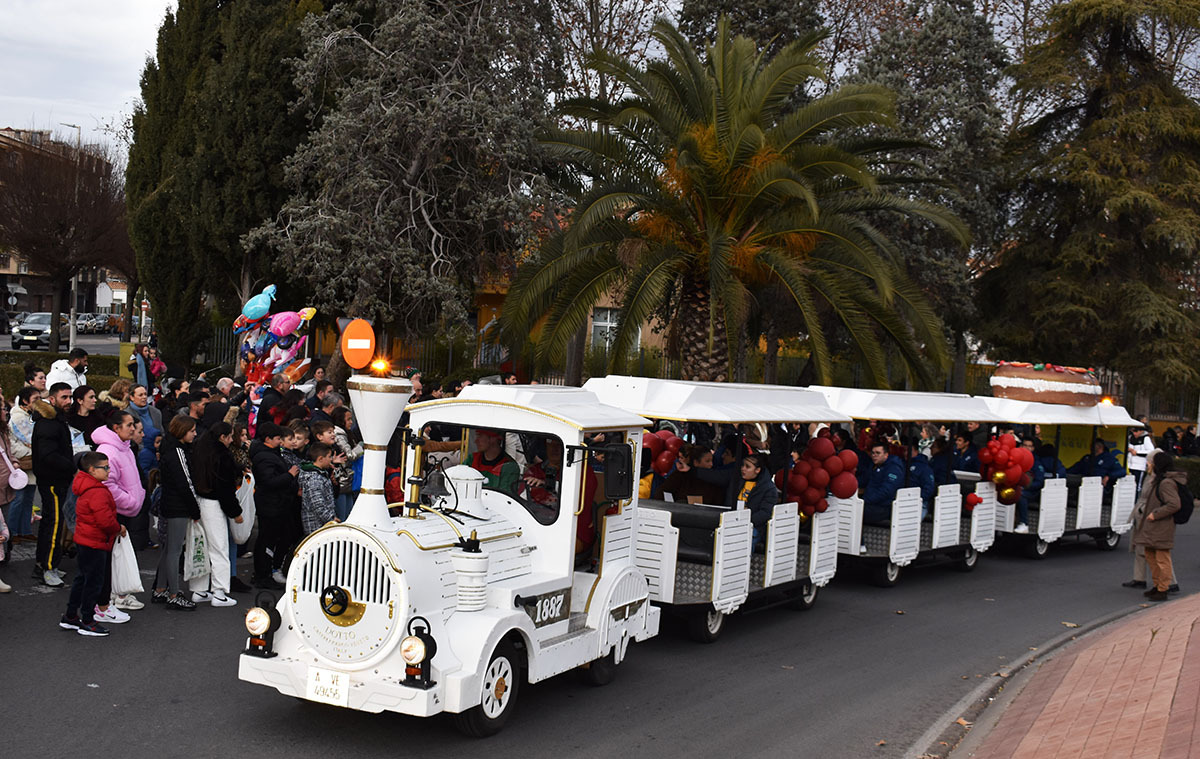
left=77, top=620, right=111, bottom=637
left=191, top=591, right=211, bottom=603
left=210, top=592, right=237, bottom=607
left=151, top=589, right=170, bottom=605
left=271, top=569, right=286, bottom=585
left=59, top=614, right=82, bottom=630
left=166, top=593, right=197, bottom=611
left=229, top=577, right=252, bottom=593
left=253, top=576, right=284, bottom=590
left=53, top=568, right=66, bottom=579
left=1121, top=580, right=1148, bottom=589
left=1148, top=590, right=1170, bottom=602
left=94, top=606, right=130, bottom=624
left=1169, top=584, right=1181, bottom=594
left=1013, top=523, right=1029, bottom=534
left=42, top=570, right=64, bottom=588
left=113, top=594, right=145, bottom=610
left=0, top=577, right=11, bottom=593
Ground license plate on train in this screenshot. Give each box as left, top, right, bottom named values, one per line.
left=306, top=666, right=350, bottom=707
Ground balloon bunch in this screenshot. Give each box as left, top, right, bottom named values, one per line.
left=234, top=284, right=317, bottom=384
left=644, top=429, right=684, bottom=475
left=977, top=433, right=1034, bottom=506
left=787, top=437, right=859, bottom=517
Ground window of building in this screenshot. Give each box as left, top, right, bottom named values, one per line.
left=17, top=260, right=28, bottom=274
left=0, top=255, right=10, bottom=268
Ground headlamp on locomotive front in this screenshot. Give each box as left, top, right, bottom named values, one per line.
left=244, top=598, right=282, bottom=658
left=401, top=616, right=438, bottom=689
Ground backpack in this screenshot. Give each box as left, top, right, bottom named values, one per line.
left=1160, top=479, right=1195, bottom=525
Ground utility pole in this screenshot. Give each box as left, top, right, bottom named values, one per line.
left=61, top=123, right=81, bottom=352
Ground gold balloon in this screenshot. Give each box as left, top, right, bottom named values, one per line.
left=991, top=470, right=1008, bottom=485
left=999, top=487, right=1018, bottom=504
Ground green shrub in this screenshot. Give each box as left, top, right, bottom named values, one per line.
left=0, top=350, right=120, bottom=376
left=0, top=363, right=120, bottom=396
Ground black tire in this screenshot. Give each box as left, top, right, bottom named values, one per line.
left=1024, top=537, right=1050, bottom=559
left=1095, top=529, right=1121, bottom=551
left=453, top=641, right=521, bottom=738
left=788, top=579, right=819, bottom=610
left=954, top=547, right=979, bottom=572
left=686, top=607, right=726, bottom=643
left=578, top=647, right=619, bottom=686
left=872, top=560, right=902, bottom=587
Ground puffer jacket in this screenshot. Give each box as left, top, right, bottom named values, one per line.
left=8, top=403, right=34, bottom=460
left=72, top=469, right=121, bottom=551
left=159, top=436, right=201, bottom=520
left=92, top=424, right=146, bottom=517
left=31, top=400, right=74, bottom=484
left=1132, top=470, right=1185, bottom=550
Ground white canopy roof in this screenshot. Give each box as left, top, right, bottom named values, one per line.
left=809, top=386, right=1004, bottom=422
left=982, top=397, right=1142, bottom=427
left=582, top=376, right=851, bottom=423
left=410, top=385, right=649, bottom=431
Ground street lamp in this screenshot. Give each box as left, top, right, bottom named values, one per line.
left=60, top=123, right=81, bottom=352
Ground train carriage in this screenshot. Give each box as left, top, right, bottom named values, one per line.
left=584, top=376, right=850, bottom=642
left=811, top=387, right=1002, bottom=586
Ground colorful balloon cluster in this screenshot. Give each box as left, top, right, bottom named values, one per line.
left=977, top=433, right=1034, bottom=506
left=644, top=429, right=684, bottom=475
left=787, top=437, right=859, bottom=517
left=234, top=284, right=317, bottom=384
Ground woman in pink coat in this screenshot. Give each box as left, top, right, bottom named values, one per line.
left=92, top=411, right=146, bottom=610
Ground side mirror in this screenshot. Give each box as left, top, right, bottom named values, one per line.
left=602, top=443, right=634, bottom=501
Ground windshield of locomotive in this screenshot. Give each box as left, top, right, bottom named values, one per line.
left=420, top=423, right=565, bottom=525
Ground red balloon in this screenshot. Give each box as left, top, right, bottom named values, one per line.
left=1004, top=464, right=1022, bottom=484
left=988, top=440, right=1000, bottom=451
left=643, top=434, right=664, bottom=458
left=994, top=448, right=1009, bottom=466
left=1013, top=447, right=1033, bottom=471
left=801, top=503, right=816, bottom=517
left=1000, top=433, right=1016, bottom=449
left=831, top=471, right=858, bottom=499
left=788, top=474, right=809, bottom=495
left=814, top=498, right=829, bottom=513
left=809, top=467, right=831, bottom=490
left=966, top=493, right=983, bottom=506
left=978, top=448, right=994, bottom=465
left=803, top=487, right=822, bottom=505
left=1019, top=473, right=1032, bottom=488
left=823, top=454, right=844, bottom=477
left=808, top=437, right=836, bottom=461
left=653, top=450, right=676, bottom=476
left=654, top=429, right=676, bottom=441
left=665, top=436, right=684, bottom=453
left=794, top=459, right=813, bottom=477
left=838, top=449, right=859, bottom=472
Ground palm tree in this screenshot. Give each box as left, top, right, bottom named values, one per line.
left=501, top=17, right=966, bottom=385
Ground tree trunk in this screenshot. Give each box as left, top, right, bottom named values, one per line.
left=122, top=279, right=139, bottom=342
left=764, top=316, right=779, bottom=385
left=950, top=330, right=968, bottom=394
left=676, top=275, right=729, bottom=382
left=564, top=322, right=586, bottom=386
left=48, top=278, right=66, bottom=354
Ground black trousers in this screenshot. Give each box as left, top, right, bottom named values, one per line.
left=253, top=512, right=289, bottom=579
left=67, top=545, right=109, bottom=623
left=35, top=481, right=69, bottom=570
left=117, top=508, right=152, bottom=551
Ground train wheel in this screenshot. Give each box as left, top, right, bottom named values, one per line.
left=578, top=647, right=619, bottom=686
left=788, top=580, right=819, bottom=611
left=1095, top=529, right=1121, bottom=551
left=872, top=560, right=902, bottom=588
left=954, top=547, right=979, bottom=572
left=687, top=607, right=726, bottom=643
left=454, top=641, right=521, bottom=737
left=1025, top=537, right=1050, bottom=559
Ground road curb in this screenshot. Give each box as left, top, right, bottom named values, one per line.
left=905, top=600, right=1157, bottom=759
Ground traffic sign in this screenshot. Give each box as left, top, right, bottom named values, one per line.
left=340, top=318, right=376, bottom=369
left=7, top=295, right=16, bottom=307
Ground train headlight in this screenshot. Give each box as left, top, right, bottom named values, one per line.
left=242, top=594, right=282, bottom=658
left=246, top=607, right=273, bottom=636
left=403, top=616, right=438, bottom=689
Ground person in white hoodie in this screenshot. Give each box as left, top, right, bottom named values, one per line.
left=45, top=349, right=89, bottom=390
left=1127, top=425, right=1155, bottom=495
left=92, top=411, right=146, bottom=611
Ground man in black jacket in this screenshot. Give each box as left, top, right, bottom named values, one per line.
left=251, top=423, right=299, bottom=588
left=255, top=375, right=291, bottom=438
left=32, top=383, right=76, bottom=587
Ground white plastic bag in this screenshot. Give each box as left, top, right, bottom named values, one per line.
left=230, top=472, right=255, bottom=545
left=183, top=520, right=208, bottom=581
left=110, top=535, right=143, bottom=595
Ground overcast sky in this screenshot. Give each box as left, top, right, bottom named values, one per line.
left=0, top=0, right=175, bottom=147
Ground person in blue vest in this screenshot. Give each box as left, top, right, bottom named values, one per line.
left=1014, top=438, right=1046, bottom=534
left=1068, top=438, right=1126, bottom=487
left=906, top=442, right=936, bottom=519
left=860, top=442, right=905, bottom=525
left=1037, top=443, right=1067, bottom=480
left=953, top=432, right=980, bottom=474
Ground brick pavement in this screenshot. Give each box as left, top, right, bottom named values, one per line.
left=971, top=593, right=1200, bottom=759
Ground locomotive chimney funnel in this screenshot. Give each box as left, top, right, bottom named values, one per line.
left=345, top=375, right=413, bottom=530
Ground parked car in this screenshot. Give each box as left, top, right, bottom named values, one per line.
left=87, top=313, right=108, bottom=333
left=12, top=312, right=69, bottom=350
left=75, top=313, right=93, bottom=334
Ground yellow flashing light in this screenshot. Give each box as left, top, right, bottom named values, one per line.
left=370, top=357, right=391, bottom=376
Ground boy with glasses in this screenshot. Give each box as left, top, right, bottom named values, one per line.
left=59, top=452, right=125, bottom=637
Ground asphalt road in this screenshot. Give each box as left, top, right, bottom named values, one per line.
left=3, top=529, right=1192, bottom=758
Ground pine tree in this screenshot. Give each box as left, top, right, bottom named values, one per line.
left=976, top=0, right=1200, bottom=387
left=855, top=0, right=1008, bottom=387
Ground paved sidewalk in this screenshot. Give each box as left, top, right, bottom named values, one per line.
left=968, top=592, right=1200, bottom=759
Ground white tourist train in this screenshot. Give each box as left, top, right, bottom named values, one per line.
left=237, top=373, right=1143, bottom=734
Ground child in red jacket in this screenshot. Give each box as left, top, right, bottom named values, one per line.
left=59, top=452, right=125, bottom=637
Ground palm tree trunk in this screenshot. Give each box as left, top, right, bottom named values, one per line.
left=764, top=315, right=779, bottom=385
left=676, top=275, right=729, bottom=382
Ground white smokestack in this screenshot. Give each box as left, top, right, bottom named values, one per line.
left=344, top=375, right=413, bottom=530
